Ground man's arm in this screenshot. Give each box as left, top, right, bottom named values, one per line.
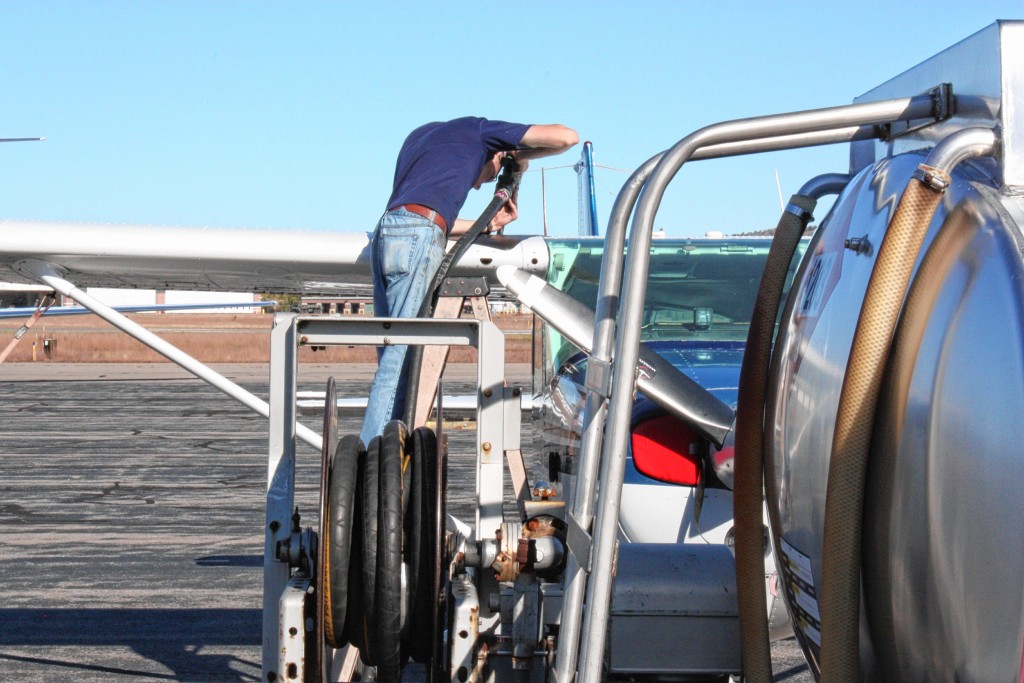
left=449, top=218, right=478, bottom=238
left=448, top=195, right=517, bottom=237
left=514, top=124, right=579, bottom=161
left=449, top=124, right=577, bottom=237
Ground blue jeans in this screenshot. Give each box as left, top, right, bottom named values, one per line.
left=359, top=210, right=446, bottom=445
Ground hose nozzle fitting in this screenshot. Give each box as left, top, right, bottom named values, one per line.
left=496, top=153, right=522, bottom=198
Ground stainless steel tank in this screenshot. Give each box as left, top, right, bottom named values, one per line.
left=765, top=21, right=1024, bottom=680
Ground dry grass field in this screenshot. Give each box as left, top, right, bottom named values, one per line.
left=1, top=312, right=534, bottom=364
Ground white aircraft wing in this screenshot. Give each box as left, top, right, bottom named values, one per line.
left=0, top=219, right=550, bottom=296
left=0, top=219, right=550, bottom=451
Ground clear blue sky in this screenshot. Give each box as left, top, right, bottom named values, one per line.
left=3, top=2, right=1021, bottom=238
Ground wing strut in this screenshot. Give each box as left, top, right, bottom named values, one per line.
left=17, top=259, right=322, bottom=451
left=0, top=294, right=54, bottom=364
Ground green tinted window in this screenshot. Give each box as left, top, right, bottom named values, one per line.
left=543, top=237, right=806, bottom=370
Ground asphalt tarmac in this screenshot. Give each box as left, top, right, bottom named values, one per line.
left=0, top=363, right=810, bottom=682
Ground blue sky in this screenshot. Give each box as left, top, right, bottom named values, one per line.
left=3, top=2, right=1021, bottom=238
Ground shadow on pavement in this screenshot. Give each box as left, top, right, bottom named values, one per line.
left=0, top=608, right=261, bottom=681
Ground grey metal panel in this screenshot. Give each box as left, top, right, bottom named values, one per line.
left=852, top=21, right=1024, bottom=188
left=609, top=543, right=741, bottom=675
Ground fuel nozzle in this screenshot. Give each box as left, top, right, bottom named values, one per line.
left=495, top=153, right=522, bottom=201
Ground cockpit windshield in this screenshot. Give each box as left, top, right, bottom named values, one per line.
left=542, top=237, right=808, bottom=371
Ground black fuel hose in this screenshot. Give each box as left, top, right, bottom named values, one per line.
left=401, top=155, right=522, bottom=427
left=733, top=194, right=816, bottom=683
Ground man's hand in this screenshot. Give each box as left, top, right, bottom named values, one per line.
left=490, top=197, right=518, bottom=232
left=509, top=153, right=529, bottom=173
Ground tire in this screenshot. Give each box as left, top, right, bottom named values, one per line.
left=357, top=435, right=381, bottom=667
left=343, top=439, right=367, bottom=655
left=407, top=426, right=437, bottom=664
left=323, top=435, right=362, bottom=648
left=375, top=420, right=407, bottom=682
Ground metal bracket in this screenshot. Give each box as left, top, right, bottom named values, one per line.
left=503, top=386, right=522, bottom=451
left=277, top=576, right=311, bottom=683
left=880, top=83, right=954, bottom=141
left=566, top=513, right=593, bottom=574
left=439, top=276, right=490, bottom=298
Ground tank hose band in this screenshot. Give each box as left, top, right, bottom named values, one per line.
left=913, top=164, right=951, bottom=192
left=784, top=201, right=813, bottom=220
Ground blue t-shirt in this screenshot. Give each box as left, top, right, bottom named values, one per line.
left=386, top=117, right=530, bottom=230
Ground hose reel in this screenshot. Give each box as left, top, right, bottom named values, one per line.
left=316, top=381, right=444, bottom=682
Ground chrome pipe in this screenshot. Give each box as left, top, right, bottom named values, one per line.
left=553, top=151, right=662, bottom=683
left=693, top=126, right=878, bottom=161
left=924, top=126, right=999, bottom=173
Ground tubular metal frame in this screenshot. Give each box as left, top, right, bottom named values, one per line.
left=262, top=314, right=507, bottom=683
left=554, top=92, right=950, bottom=683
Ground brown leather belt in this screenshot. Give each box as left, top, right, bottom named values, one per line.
left=388, top=204, right=448, bottom=232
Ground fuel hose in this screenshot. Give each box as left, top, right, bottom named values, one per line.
left=819, top=128, right=996, bottom=682
left=401, top=154, right=522, bottom=428
left=734, top=193, right=816, bottom=683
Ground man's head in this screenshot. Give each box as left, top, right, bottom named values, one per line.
left=473, top=151, right=504, bottom=189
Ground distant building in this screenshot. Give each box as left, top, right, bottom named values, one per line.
left=77, top=288, right=266, bottom=313
left=295, top=298, right=371, bottom=315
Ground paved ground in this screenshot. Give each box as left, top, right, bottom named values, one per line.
left=0, top=362, right=810, bottom=682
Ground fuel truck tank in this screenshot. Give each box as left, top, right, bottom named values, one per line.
left=764, top=21, right=1024, bottom=681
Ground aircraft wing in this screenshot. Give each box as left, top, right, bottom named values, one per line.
left=0, top=220, right=550, bottom=296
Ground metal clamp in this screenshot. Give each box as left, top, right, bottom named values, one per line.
left=584, top=357, right=612, bottom=398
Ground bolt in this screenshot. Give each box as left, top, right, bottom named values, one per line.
left=299, top=336, right=308, bottom=344
left=482, top=442, right=492, bottom=452
left=383, top=336, right=391, bottom=345
left=844, top=236, right=871, bottom=255
left=269, top=521, right=280, bottom=533
left=483, top=388, right=492, bottom=398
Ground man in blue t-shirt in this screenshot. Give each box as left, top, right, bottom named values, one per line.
left=360, top=117, right=578, bottom=445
